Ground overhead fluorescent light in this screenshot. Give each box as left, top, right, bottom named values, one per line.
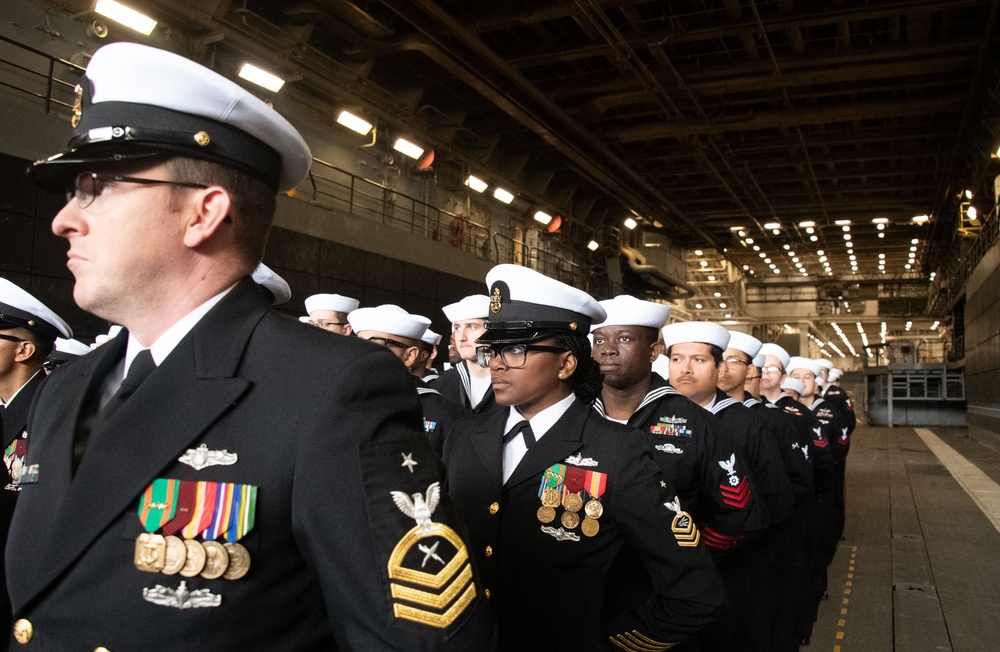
left=623, top=217, right=638, bottom=230
left=587, top=240, right=600, bottom=251
left=465, top=175, right=488, bottom=193
left=392, top=138, right=424, bottom=160
left=493, top=187, right=514, bottom=204
left=336, top=111, right=372, bottom=135
left=834, top=219, right=851, bottom=225
left=533, top=211, right=553, bottom=225
left=238, top=63, right=285, bottom=92
left=872, top=217, right=889, bottom=224
left=798, top=221, right=815, bottom=228
left=912, top=214, right=929, bottom=224
left=94, top=0, right=157, bottom=35
left=763, top=222, right=780, bottom=229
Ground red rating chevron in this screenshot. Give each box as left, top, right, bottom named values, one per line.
left=719, top=476, right=752, bottom=508
left=701, top=526, right=743, bottom=551
left=812, top=437, right=829, bottom=448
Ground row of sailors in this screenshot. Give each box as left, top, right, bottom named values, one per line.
left=1, top=262, right=856, bottom=650
left=295, top=269, right=857, bottom=649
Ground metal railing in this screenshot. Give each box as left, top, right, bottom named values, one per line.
left=0, top=35, right=84, bottom=115
left=948, top=202, right=1000, bottom=301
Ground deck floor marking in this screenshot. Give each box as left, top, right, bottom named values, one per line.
left=914, top=427, right=1000, bottom=534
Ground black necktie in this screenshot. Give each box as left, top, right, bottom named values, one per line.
left=73, top=349, right=156, bottom=472
left=503, top=420, right=535, bottom=449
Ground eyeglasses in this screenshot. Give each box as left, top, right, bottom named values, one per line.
left=477, top=344, right=568, bottom=369
left=0, top=334, right=25, bottom=343
left=761, top=365, right=783, bottom=374
left=722, top=358, right=749, bottom=367
left=67, top=172, right=209, bottom=209
left=311, top=320, right=348, bottom=330
left=364, top=336, right=413, bottom=349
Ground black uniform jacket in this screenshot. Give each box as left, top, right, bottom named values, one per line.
left=6, top=278, right=495, bottom=651
left=809, top=396, right=850, bottom=464
left=745, top=394, right=813, bottom=499
left=443, top=399, right=726, bottom=651
left=823, top=384, right=857, bottom=436
left=414, top=377, right=467, bottom=456
left=430, top=361, right=498, bottom=414
left=1, top=371, right=46, bottom=640
left=594, top=375, right=769, bottom=552
left=705, top=391, right=794, bottom=528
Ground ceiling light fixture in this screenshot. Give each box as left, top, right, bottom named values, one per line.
left=238, top=63, right=285, bottom=93
left=465, top=175, right=488, bottom=193
left=94, top=0, right=157, bottom=34
left=393, top=138, right=424, bottom=160
left=336, top=110, right=373, bottom=135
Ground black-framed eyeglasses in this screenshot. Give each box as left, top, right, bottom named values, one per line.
left=0, top=334, right=25, bottom=344
left=477, top=344, right=569, bottom=369
left=761, top=365, right=783, bottom=374
left=311, top=320, right=348, bottom=330
left=67, top=172, right=210, bottom=209
left=723, top=358, right=749, bottom=367
left=365, top=336, right=413, bottom=349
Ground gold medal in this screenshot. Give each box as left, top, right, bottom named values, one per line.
left=581, top=516, right=600, bottom=537
left=560, top=510, right=580, bottom=530
left=584, top=499, right=604, bottom=519
left=563, top=492, right=584, bottom=513
left=134, top=533, right=166, bottom=573
left=541, top=488, right=561, bottom=508
left=200, top=540, right=230, bottom=579
left=179, top=539, right=207, bottom=577
left=161, top=535, right=187, bottom=575
left=537, top=506, right=556, bottom=523
left=222, top=542, right=251, bottom=580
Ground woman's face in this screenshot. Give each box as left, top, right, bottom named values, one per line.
left=488, top=338, right=575, bottom=419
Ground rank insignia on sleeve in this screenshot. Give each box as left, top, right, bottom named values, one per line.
left=388, top=482, right=476, bottom=628
left=717, top=454, right=751, bottom=508
left=663, top=498, right=700, bottom=547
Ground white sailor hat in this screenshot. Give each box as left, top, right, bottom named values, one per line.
left=442, top=295, right=491, bottom=323
left=759, top=343, right=791, bottom=369
left=421, top=327, right=442, bottom=347
left=252, top=263, right=291, bottom=305
left=30, top=42, right=311, bottom=194
left=0, top=277, right=72, bottom=341
left=92, top=324, right=123, bottom=349
left=726, top=330, right=762, bottom=359
left=814, top=358, right=834, bottom=370
left=661, top=321, right=730, bottom=350
left=48, top=337, right=92, bottom=364
left=594, top=295, right=671, bottom=331
left=829, top=368, right=844, bottom=381
left=781, top=377, right=805, bottom=394
left=305, top=293, right=359, bottom=315
left=752, top=352, right=766, bottom=368
left=348, top=305, right=431, bottom=340
left=787, top=356, right=822, bottom=377
left=479, top=264, right=605, bottom=344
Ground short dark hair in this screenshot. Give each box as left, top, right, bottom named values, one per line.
left=666, top=343, right=724, bottom=367
left=165, top=157, right=276, bottom=268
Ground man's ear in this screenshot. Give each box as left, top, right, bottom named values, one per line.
left=182, top=187, right=232, bottom=248
left=13, top=340, right=36, bottom=364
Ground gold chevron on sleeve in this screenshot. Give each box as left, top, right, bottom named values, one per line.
left=609, top=629, right=676, bottom=651
left=388, top=522, right=476, bottom=628
left=671, top=512, right=701, bottom=547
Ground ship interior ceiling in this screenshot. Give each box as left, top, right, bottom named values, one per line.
left=3, top=0, right=1000, bottom=366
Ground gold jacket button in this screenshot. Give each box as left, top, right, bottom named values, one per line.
left=484, top=588, right=491, bottom=599
left=12, top=619, right=32, bottom=644
left=484, top=545, right=493, bottom=557
left=489, top=502, right=499, bottom=515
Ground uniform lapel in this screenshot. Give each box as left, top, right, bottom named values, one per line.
left=469, top=410, right=506, bottom=486
left=504, top=400, right=587, bottom=489
left=2, top=372, right=47, bottom=447
left=24, top=278, right=265, bottom=603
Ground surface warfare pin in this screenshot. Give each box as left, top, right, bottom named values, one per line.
left=178, top=444, right=238, bottom=471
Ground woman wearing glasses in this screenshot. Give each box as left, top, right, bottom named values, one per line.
left=442, top=264, right=725, bottom=651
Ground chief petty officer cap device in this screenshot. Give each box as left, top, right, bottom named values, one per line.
left=29, top=42, right=312, bottom=194
left=477, top=264, right=606, bottom=345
